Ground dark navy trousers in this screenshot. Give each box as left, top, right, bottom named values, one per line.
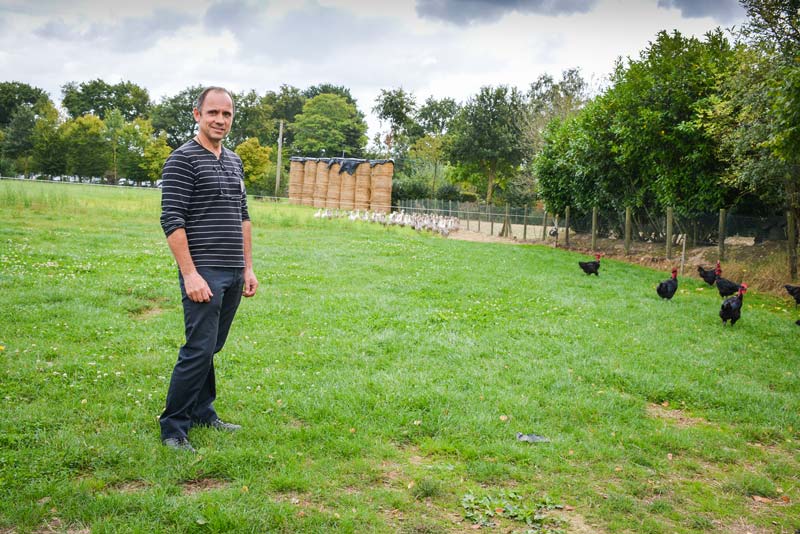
left=160, top=267, right=244, bottom=440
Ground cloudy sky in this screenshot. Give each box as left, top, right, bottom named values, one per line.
left=0, top=0, right=746, bottom=135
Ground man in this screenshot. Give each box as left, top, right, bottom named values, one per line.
left=159, top=86, right=258, bottom=452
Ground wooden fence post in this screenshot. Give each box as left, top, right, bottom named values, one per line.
left=523, top=204, right=528, bottom=241
left=788, top=209, right=797, bottom=281
left=624, top=206, right=632, bottom=255
left=489, top=205, right=494, bottom=236
left=591, top=206, right=598, bottom=251
left=565, top=206, right=570, bottom=248
left=718, top=208, right=726, bottom=261
left=666, top=207, right=673, bottom=260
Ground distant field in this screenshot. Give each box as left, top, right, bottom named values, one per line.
left=0, top=180, right=798, bottom=533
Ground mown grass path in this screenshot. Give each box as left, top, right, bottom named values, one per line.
left=1, top=181, right=798, bottom=533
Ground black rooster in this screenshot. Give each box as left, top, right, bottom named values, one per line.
left=697, top=264, right=717, bottom=286
left=578, top=253, right=601, bottom=276
left=784, top=284, right=800, bottom=307
left=657, top=268, right=678, bottom=300
left=720, top=284, right=747, bottom=326
left=715, top=264, right=741, bottom=298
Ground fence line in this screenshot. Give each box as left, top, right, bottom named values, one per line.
left=4, top=177, right=796, bottom=279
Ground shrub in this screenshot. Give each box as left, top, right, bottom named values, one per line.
left=459, top=191, right=479, bottom=203
left=392, top=178, right=431, bottom=202
left=436, top=183, right=461, bottom=201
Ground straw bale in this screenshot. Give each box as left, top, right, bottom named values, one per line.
left=325, top=160, right=342, bottom=208
left=340, top=167, right=356, bottom=211
left=301, top=160, right=318, bottom=206
left=313, top=158, right=330, bottom=208
left=355, top=162, right=371, bottom=210
left=370, top=161, right=393, bottom=213
left=288, top=159, right=305, bottom=203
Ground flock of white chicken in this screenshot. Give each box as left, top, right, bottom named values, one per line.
left=313, top=208, right=460, bottom=238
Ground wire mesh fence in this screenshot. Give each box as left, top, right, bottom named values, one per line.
left=393, top=198, right=797, bottom=268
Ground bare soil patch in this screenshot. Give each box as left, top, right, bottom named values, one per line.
left=32, top=517, right=90, bottom=534
left=550, top=508, right=607, bottom=533
left=717, top=517, right=774, bottom=534
left=181, top=477, right=229, bottom=495
left=646, top=403, right=707, bottom=428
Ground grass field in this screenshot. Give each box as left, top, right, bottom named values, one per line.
left=1, top=180, right=798, bottom=534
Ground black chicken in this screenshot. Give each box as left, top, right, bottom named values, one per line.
left=697, top=265, right=717, bottom=286
left=578, top=253, right=601, bottom=276
left=784, top=284, right=800, bottom=307
left=720, top=284, right=747, bottom=326
left=657, top=268, right=678, bottom=300
left=714, top=264, right=741, bottom=298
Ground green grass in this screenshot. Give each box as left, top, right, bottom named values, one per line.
left=1, top=180, right=798, bottom=533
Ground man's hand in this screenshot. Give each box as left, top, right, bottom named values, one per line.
left=243, top=268, right=258, bottom=298
left=183, top=271, right=213, bottom=302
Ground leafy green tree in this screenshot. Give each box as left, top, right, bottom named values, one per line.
left=446, top=85, right=526, bottom=202
left=0, top=81, right=49, bottom=128
left=117, top=117, right=159, bottom=183
left=62, top=79, right=150, bottom=121
left=61, top=115, right=111, bottom=179
left=372, top=87, right=422, bottom=155
left=151, top=85, right=202, bottom=149
left=534, top=117, right=576, bottom=216
left=417, top=96, right=459, bottom=136
left=268, top=85, right=306, bottom=122
left=580, top=30, right=734, bottom=217
left=31, top=100, right=66, bottom=177
left=736, top=0, right=800, bottom=276
left=408, top=134, right=447, bottom=193
left=228, top=90, right=275, bottom=148
left=235, top=137, right=273, bottom=192
left=290, top=94, right=367, bottom=157
left=1, top=105, right=36, bottom=162
left=263, top=85, right=306, bottom=146
left=141, top=132, right=172, bottom=182
left=523, top=69, right=587, bottom=156
left=104, top=109, right=125, bottom=180
left=303, top=84, right=357, bottom=106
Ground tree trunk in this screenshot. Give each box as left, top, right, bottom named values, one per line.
left=485, top=163, right=495, bottom=203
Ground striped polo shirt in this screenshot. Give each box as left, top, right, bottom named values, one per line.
left=160, top=139, right=250, bottom=268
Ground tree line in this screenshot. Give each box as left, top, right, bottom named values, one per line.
left=0, top=81, right=369, bottom=194
left=377, top=0, right=799, bottom=233
left=0, top=0, right=796, bottom=224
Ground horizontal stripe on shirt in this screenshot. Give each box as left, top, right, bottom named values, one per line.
left=159, top=139, right=250, bottom=269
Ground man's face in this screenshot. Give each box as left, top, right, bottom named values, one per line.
left=194, top=90, right=234, bottom=143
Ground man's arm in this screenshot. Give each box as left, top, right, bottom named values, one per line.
left=242, top=220, right=258, bottom=297
left=166, top=228, right=213, bottom=303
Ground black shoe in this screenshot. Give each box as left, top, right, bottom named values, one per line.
left=208, top=419, right=241, bottom=432
left=163, top=437, right=196, bottom=452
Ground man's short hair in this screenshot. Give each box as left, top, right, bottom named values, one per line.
left=195, top=86, right=235, bottom=115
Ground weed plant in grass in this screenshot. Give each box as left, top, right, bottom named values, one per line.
left=1, top=180, right=798, bottom=533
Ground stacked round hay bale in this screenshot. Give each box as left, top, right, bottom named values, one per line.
left=325, top=159, right=343, bottom=209
left=313, top=158, right=330, bottom=208
left=288, top=157, right=305, bottom=204
left=301, top=159, right=318, bottom=206
left=370, top=160, right=394, bottom=213
left=354, top=161, right=371, bottom=210
left=338, top=159, right=360, bottom=211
